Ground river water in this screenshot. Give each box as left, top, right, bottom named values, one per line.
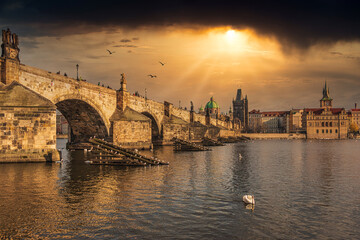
left=0, top=139, right=359, bottom=239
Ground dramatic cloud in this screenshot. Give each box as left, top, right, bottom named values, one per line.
left=113, top=44, right=137, bottom=48
left=1, top=0, right=360, bottom=49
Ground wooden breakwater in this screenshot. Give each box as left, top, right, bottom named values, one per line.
left=202, top=137, right=225, bottom=146
left=87, top=137, right=169, bottom=166
left=173, top=138, right=211, bottom=151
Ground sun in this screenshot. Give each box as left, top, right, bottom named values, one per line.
left=226, top=30, right=236, bottom=42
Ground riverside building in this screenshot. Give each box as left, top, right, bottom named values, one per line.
left=302, top=82, right=349, bottom=139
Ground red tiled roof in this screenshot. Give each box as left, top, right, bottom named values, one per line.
left=351, top=109, right=360, bottom=112
left=330, top=108, right=344, bottom=114
left=261, top=111, right=289, bottom=117
left=304, top=108, right=344, bottom=115
left=249, top=109, right=261, bottom=114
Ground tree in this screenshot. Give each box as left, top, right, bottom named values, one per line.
left=349, top=122, right=359, bottom=133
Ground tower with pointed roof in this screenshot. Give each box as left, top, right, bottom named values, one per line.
left=320, top=81, right=332, bottom=108
left=232, top=89, right=249, bottom=129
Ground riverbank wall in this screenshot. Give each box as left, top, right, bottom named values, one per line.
left=241, top=133, right=306, bottom=139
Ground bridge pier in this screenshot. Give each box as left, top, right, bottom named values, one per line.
left=109, top=74, right=152, bottom=149
left=0, top=82, right=60, bottom=162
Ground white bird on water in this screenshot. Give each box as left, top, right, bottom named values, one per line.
left=243, top=195, right=255, bottom=205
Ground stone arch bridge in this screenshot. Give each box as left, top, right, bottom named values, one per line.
left=0, top=29, right=238, bottom=162
left=17, top=64, right=233, bottom=146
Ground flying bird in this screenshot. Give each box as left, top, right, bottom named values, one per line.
left=107, top=49, right=115, bottom=54
left=148, top=74, right=157, bottom=78
left=159, top=61, right=165, bottom=66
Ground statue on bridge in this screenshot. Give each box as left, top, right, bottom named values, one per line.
left=120, top=73, right=127, bottom=91
left=190, top=101, right=194, bottom=112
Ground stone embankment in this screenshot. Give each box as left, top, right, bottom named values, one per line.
left=241, top=133, right=306, bottom=139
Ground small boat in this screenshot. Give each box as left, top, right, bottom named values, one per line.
left=243, top=195, right=255, bottom=205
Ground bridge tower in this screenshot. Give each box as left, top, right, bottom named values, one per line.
left=1, top=29, right=20, bottom=85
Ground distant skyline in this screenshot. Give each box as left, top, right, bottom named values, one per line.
left=1, top=0, right=360, bottom=111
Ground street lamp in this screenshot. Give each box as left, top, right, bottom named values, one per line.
left=76, top=64, right=79, bottom=80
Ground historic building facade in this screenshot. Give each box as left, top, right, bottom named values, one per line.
left=260, top=111, right=289, bottom=133
left=302, top=82, right=349, bottom=139
left=249, top=109, right=262, bottom=132
left=248, top=110, right=289, bottom=133
left=289, top=109, right=304, bottom=133
left=348, top=103, right=360, bottom=131
left=232, top=89, right=249, bottom=129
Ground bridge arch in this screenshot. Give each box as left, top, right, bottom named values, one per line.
left=54, top=94, right=110, bottom=144
left=141, top=111, right=161, bottom=141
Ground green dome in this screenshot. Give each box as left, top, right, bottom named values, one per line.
left=199, top=105, right=204, bottom=111
left=205, top=97, right=219, bottom=109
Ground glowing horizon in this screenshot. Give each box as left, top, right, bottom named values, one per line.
left=17, top=26, right=360, bottom=112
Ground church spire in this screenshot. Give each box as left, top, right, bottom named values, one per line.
left=320, top=81, right=332, bottom=108
left=322, top=81, right=330, bottom=99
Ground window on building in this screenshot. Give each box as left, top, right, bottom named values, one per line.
left=330, top=122, right=332, bottom=127
left=335, top=129, right=338, bottom=133
left=322, top=129, right=324, bottom=133
left=330, top=129, right=332, bottom=133
left=316, top=129, right=319, bottom=134
left=326, top=129, right=328, bottom=133
left=322, top=122, right=324, bottom=127
left=326, top=122, right=328, bottom=127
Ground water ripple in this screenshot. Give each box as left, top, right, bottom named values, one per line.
left=0, top=139, right=359, bottom=239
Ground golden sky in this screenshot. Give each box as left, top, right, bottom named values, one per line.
left=19, top=26, right=360, bottom=112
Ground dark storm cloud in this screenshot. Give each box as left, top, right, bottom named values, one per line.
left=330, top=51, right=343, bottom=56
left=1, top=0, right=360, bottom=48
left=113, top=44, right=137, bottom=48
left=20, top=39, right=40, bottom=49
left=86, top=55, right=107, bottom=59
left=330, top=51, right=360, bottom=62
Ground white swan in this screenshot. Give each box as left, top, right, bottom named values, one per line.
left=243, top=195, right=255, bottom=205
